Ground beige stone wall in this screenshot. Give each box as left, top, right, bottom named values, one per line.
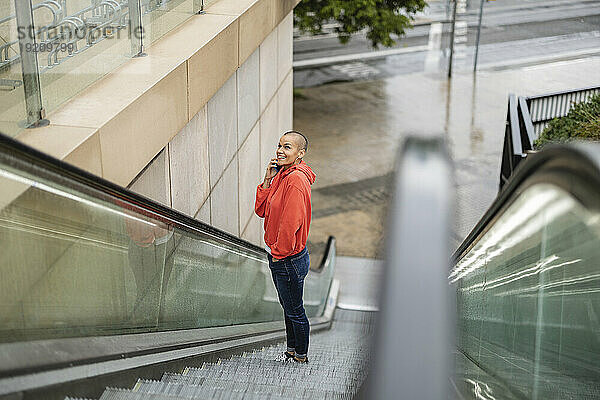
left=127, top=12, right=294, bottom=247
left=13, top=0, right=299, bottom=190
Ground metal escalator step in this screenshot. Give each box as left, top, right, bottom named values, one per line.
left=134, top=379, right=224, bottom=398
left=97, top=310, right=375, bottom=400
left=200, top=377, right=354, bottom=395
left=162, top=372, right=205, bottom=385
left=135, top=378, right=352, bottom=400
left=165, top=365, right=364, bottom=389
left=202, top=359, right=370, bottom=376
left=99, top=387, right=188, bottom=400
left=159, top=373, right=365, bottom=395
left=65, top=398, right=96, bottom=400
left=178, top=365, right=363, bottom=383
left=198, top=352, right=366, bottom=367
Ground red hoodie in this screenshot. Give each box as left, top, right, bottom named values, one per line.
left=255, top=161, right=316, bottom=259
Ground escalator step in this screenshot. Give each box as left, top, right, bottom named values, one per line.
left=65, top=310, right=374, bottom=400
left=99, top=387, right=188, bottom=399
left=65, top=398, right=96, bottom=400
left=135, top=378, right=352, bottom=399
left=179, top=364, right=365, bottom=380
left=174, top=366, right=362, bottom=380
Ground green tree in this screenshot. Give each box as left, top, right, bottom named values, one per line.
left=294, top=0, right=428, bottom=48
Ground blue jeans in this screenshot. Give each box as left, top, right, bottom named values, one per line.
left=268, top=247, right=310, bottom=356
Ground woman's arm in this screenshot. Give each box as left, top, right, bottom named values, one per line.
left=255, top=158, right=279, bottom=217
left=255, top=184, right=270, bottom=217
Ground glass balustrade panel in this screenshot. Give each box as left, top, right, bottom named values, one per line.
left=0, top=151, right=335, bottom=343
left=140, top=0, right=195, bottom=47
left=452, top=183, right=600, bottom=399
left=33, top=0, right=134, bottom=116
left=0, top=162, right=163, bottom=342
left=0, top=1, right=28, bottom=137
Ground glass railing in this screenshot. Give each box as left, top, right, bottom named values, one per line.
left=0, top=0, right=206, bottom=136
left=141, top=0, right=196, bottom=46
left=450, top=147, right=600, bottom=399
left=0, top=132, right=336, bottom=343
left=0, top=1, right=29, bottom=136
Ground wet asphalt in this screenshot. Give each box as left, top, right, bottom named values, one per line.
left=296, top=0, right=600, bottom=260
left=297, top=57, right=600, bottom=259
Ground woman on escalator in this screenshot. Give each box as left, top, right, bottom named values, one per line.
left=255, top=130, right=316, bottom=364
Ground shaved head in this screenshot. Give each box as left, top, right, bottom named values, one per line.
left=282, top=130, right=308, bottom=151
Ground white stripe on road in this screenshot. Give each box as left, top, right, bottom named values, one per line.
left=293, top=45, right=429, bottom=69
left=427, top=22, right=443, bottom=51
left=425, top=23, right=443, bottom=73
left=479, top=48, right=600, bottom=71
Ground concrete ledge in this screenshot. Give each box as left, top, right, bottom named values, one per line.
left=15, top=125, right=102, bottom=177
left=15, top=0, right=298, bottom=188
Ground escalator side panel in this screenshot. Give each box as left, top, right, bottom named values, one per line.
left=452, top=183, right=600, bottom=398
left=0, top=133, right=335, bottom=353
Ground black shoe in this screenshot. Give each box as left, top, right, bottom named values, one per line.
left=293, top=355, right=309, bottom=363
left=276, top=351, right=295, bottom=362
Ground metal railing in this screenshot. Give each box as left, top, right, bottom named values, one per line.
left=499, top=85, right=600, bottom=190
left=527, top=86, right=600, bottom=136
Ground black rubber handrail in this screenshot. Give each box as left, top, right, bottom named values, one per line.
left=0, top=132, right=267, bottom=256
left=368, top=136, right=454, bottom=400
left=0, top=132, right=336, bottom=263
left=0, top=131, right=334, bottom=270
left=0, top=132, right=333, bottom=266
left=454, top=143, right=600, bottom=263
left=312, top=235, right=335, bottom=273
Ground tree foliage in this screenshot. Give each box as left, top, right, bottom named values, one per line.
left=294, top=0, right=428, bottom=48
left=534, top=93, right=600, bottom=149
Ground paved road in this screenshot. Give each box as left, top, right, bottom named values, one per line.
left=294, top=0, right=600, bottom=87
left=295, top=0, right=600, bottom=257
left=297, top=55, right=600, bottom=257
left=294, top=0, right=600, bottom=61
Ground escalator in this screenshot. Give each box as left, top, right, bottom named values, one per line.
left=449, top=144, right=600, bottom=399
left=2, top=130, right=600, bottom=400
left=368, top=138, right=600, bottom=400
left=0, top=132, right=373, bottom=400
left=73, top=310, right=374, bottom=400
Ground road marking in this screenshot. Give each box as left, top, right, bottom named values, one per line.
left=293, top=45, right=428, bottom=69
left=425, top=22, right=443, bottom=72
left=330, top=62, right=380, bottom=79
left=453, top=20, right=468, bottom=60
left=520, top=58, right=589, bottom=71
left=478, top=48, right=600, bottom=70
left=427, top=22, right=443, bottom=51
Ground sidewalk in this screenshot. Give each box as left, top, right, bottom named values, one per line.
left=296, top=56, right=600, bottom=258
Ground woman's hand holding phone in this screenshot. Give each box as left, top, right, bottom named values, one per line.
left=265, top=158, right=279, bottom=179
left=262, top=158, right=279, bottom=188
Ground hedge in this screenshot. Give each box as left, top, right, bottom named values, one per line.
left=534, top=93, right=600, bottom=149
